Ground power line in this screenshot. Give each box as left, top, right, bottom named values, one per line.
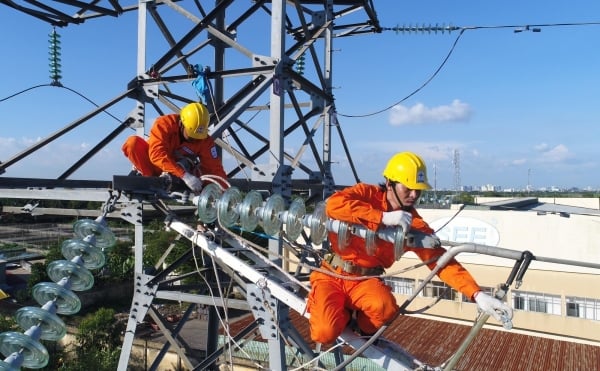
left=337, top=20, right=600, bottom=119
left=383, top=21, right=600, bottom=34
left=0, top=84, right=124, bottom=124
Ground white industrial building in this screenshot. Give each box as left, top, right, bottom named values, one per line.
left=389, top=197, right=600, bottom=344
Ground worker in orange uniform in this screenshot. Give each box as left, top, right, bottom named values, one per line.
left=122, top=102, right=227, bottom=193
left=307, top=151, right=512, bottom=344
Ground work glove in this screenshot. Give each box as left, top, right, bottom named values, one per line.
left=474, top=291, right=514, bottom=329
left=181, top=172, right=203, bottom=193
left=381, top=210, right=412, bottom=234
left=159, top=172, right=173, bottom=192
left=407, top=232, right=442, bottom=248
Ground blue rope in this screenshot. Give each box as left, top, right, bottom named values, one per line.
left=192, top=64, right=211, bottom=105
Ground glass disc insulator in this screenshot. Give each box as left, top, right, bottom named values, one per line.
left=196, top=183, right=222, bottom=223
left=365, top=228, right=377, bottom=256
left=47, top=260, right=94, bottom=291
left=217, top=186, right=242, bottom=228
left=239, top=190, right=263, bottom=231
left=393, top=229, right=405, bottom=261
left=32, top=282, right=81, bottom=315
left=61, top=238, right=105, bottom=270
left=259, top=194, right=284, bottom=236
left=284, top=198, right=306, bottom=241
left=0, top=360, right=20, bottom=371
left=309, top=202, right=328, bottom=245
left=15, top=307, right=66, bottom=341
left=336, top=221, right=351, bottom=251
left=73, top=218, right=116, bottom=249
left=0, top=332, right=49, bottom=369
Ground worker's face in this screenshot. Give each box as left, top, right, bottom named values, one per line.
left=387, top=181, right=421, bottom=209
left=180, top=121, right=198, bottom=142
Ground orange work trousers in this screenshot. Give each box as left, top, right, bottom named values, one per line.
left=121, top=136, right=162, bottom=176
left=307, top=267, right=399, bottom=344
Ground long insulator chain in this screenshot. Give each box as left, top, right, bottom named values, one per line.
left=383, top=23, right=460, bottom=34
left=48, top=28, right=62, bottom=86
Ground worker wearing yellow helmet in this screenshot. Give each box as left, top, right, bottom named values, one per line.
left=306, top=151, right=513, bottom=345
left=122, top=102, right=227, bottom=192
left=180, top=101, right=210, bottom=140
left=382, top=151, right=431, bottom=211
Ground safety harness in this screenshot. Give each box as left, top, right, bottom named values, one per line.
left=324, top=253, right=384, bottom=276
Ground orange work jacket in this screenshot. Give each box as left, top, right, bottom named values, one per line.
left=147, top=114, right=227, bottom=181
left=325, top=182, right=481, bottom=300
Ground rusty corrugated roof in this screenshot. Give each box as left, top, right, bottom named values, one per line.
left=383, top=315, right=600, bottom=370
left=226, top=311, right=600, bottom=370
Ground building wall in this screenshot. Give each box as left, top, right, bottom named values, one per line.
left=390, top=200, right=600, bottom=343
left=390, top=258, right=600, bottom=342
left=419, top=205, right=599, bottom=273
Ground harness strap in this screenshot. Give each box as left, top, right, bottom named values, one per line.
left=324, top=253, right=384, bottom=276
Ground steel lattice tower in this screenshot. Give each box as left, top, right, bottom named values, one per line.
left=453, top=149, right=461, bottom=192
left=0, top=1, right=384, bottom=369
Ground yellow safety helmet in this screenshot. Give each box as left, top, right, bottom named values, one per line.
left=180, top=102, right=210, bottom=139
left=382, top=152, right=432, bottom=190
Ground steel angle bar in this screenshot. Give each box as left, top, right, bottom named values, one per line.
left=0, top=186, right=121, bottom=205
left=59, top=118, right=133, bottom=179
left=147, top=305, right=194, bottom=370
left=147, top=5, right=196, bottom=76
left=0, top=88, right=134, bottom=173
left=210, top=75, right=275, bottom=138
left=166, top=219, right=308, bottom=316
left=192, top=318, right=261, bottom=371
left=154, top=291, right=249, bottom=311
left=0, top=177, right=113, bottom=191
left=150, top=0, right=235, bottom=72
left=147, top=303, right=198, bottom=371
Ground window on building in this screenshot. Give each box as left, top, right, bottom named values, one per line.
left=566, top=296, right=600, bottom=321
left=420, top=280, right=457, bottom=301
left=461, top=285, right=495, bottom=303
left=513, top=291, right=561, bottom=315
left=385, top=277, right=414, bottom=296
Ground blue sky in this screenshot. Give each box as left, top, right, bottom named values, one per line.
left=1, top=1, right=599, bottom=191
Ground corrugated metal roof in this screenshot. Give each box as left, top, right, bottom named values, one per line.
left=363, top=315, right=600, bottom=370
left=473, top=196, right=600, bottom=216
left=226, top=312, right=600, bottom=370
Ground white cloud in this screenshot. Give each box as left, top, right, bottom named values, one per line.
left=512, top=158, right=527, bottom=165
left=337, top=140, right=467, bottom=185
left=537, top=144, right=571, bottom=163
left=389, top=99, right=472, bottom=126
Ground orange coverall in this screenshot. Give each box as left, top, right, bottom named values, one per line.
left=307, top=183, right=481, bottom=344
left=121, top=113, right=227, bottom=186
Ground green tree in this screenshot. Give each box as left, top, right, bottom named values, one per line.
left=27, top=262, right=49, bottom=294
left=102, top=241, right=134, bottom=282
left=454, top=193, right=475, bottom=205
left=0, top=313, right=18, bottom=332
left=60, top=307, right=123, bottom=371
